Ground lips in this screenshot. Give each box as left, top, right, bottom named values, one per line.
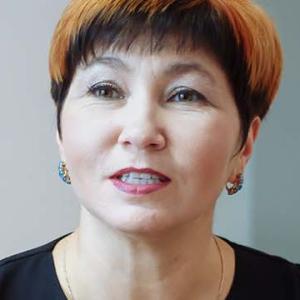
left=109, top=167, right=171, bottom=182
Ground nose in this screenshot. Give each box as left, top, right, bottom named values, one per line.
left=117, top=106, right=166, bottom=152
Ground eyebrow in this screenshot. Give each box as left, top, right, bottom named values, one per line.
left=164, top=62, right=216, bottom=85
left=83, top=56, right=131, bottom=72
left=84, top=56, right=216, bottom=85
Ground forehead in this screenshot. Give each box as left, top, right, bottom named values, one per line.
left=80, top=31, right=218, bottom=68
left=79, top=44, right=225, bottom=84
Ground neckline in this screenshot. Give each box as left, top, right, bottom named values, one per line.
left=48, top=232, right=239, bottom=300
left=49, top=232, right=73, bottom=299
left=217, top=235, right=239, bottom=299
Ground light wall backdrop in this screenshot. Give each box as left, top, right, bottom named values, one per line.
left=1, top=0, right=299, bottom=262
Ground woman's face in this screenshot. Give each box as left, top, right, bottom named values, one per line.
left=57, top=46, right=244, bottom=235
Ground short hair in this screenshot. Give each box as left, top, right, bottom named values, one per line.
left=49, top=0, right=283, bottom=151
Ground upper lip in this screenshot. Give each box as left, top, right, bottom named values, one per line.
left=109, top=167, right=171, bottom=181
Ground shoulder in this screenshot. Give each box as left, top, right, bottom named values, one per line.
left=219, top=236, right=300, bottom=300
left=0, top=233, right=71, bottom=300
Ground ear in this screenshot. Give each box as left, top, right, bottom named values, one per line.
left=56, top=131, right=66, bottom=161
left=228, top=116, right=261, bottom=182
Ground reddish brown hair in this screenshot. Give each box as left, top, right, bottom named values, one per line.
left=49, top=0, right=283, bottom=150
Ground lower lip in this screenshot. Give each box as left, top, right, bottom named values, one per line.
left=110, top=178, right=170, bottom=195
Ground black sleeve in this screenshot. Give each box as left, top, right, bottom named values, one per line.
left=0, top=250, right=66, bottom=300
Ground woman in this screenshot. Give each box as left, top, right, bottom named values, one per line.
left=0, top=0, right=299, bottom=299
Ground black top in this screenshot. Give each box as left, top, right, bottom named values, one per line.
left=0, top=233, right=300, bottom=300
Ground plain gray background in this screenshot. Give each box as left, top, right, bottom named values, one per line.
left=0, top=1, right=299, bottom=262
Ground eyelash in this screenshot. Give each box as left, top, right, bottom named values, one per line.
left=87, top=82, right=124, bottom=100
left=168, top=87, right=207, bottom=103
left=87, top=82, right=207, bottom=104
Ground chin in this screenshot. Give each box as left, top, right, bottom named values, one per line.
left=91, top=203, right=187, bottom=237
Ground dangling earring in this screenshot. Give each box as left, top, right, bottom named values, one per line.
left=58, top=161, right=71, bottom=184
left=226, top=173, right=244, bottom=195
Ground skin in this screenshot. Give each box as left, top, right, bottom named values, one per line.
left=53, top=46, right=261, bottom=300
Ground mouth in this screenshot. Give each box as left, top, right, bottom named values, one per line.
left=109, top=167, right=171, bottom=195
left=109, top=167, right=170, bottom=181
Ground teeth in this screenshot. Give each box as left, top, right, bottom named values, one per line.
left=120, top=172, right=162, bottom=180
left=119, top=172, right=164, bottom=184
left=120, top=177, right=162, bottom=184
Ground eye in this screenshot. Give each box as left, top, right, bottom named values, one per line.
left=168, top=87, right=207, bottom=103
left=87, top=82, right=124, bottom=100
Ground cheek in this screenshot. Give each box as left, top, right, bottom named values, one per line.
left=173, top=112, right=239, bottom=196
left=60, top=110, right=115, bottom=191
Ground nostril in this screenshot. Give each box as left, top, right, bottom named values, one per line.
left=118, top=129, right=166, bottom=150
left=150, top=143, right=163, bottom=149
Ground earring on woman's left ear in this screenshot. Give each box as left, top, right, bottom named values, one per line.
left=226, top=173, right=244, bottom=195
left=58, top=161, right=71, bottom=184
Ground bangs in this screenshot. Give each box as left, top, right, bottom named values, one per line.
left=64, top=3, right=241, bottom=84
left=50, top=0, right=282, bottom=107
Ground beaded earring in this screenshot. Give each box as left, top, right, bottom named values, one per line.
left=226, top=173, right=244, bottom=195
left=58, top=161, right=71, bottom=184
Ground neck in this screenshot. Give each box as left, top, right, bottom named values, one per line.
left=66, top=208, right=222, bottom=300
